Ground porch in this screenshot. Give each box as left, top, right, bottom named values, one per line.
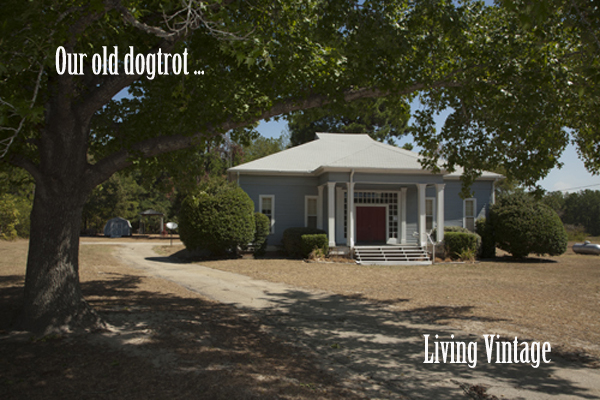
left=316, top=179, right=446, bottom=249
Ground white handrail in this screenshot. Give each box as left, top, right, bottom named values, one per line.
left=412, top=231, right=436, bottom=264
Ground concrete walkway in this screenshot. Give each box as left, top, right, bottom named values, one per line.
left=97, top=242, right=600, bottom=400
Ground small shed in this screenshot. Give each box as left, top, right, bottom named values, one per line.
left=139, top=209, right=164, bottom=234
left=103, top=217, right=132, bottom=238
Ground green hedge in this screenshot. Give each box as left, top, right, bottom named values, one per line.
left=253, top=212, right=270, bottom=258
left=444, top=232, right=480, bottom=259
left=179, top=182, right=255, bottom=256
left=432, top=225, right=474, bottom=242
left=490, top=192, right=567, bottom=258
left=301, top=234, right=329, bottom=258
left=282, top=227, right=326, bottom=258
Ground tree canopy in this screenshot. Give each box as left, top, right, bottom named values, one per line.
left=286, top=96, right=411, bottom=146
left=1, top=0, right=599, bottom=333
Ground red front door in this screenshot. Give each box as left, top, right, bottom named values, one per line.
left=356, top=206, right=386, bottom=243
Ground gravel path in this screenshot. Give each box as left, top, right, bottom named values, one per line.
left=108, top=242, right=600, bottom=400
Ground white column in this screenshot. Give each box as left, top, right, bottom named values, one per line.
left=401, top=187, right=407, bottom=244
left=336, top=186, right=344, bottom=243
left=417, top=183, right=427, bottom=247
left=327, top=182, right=336, bottom=247
left=435, top=183, right=445, bottom=243
left=347, top=182, right=355, bottom=247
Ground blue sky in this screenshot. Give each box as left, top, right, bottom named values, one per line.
left=254, top=114, right=600, bottom=194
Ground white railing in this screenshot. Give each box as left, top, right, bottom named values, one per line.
left=413, top=231, right=436, bottom=264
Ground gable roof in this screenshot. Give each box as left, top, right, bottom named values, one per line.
left=228, top=132, right=503, bottom=179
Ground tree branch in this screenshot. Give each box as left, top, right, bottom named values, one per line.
left=86, top=79, right=462, bottom=188
left=8, top=154, right=42, bottom=184
left=114, top=0, right=246, bottom=41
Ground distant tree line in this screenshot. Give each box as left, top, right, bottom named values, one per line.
left=542, top=190, right=600, bottom=236
left=0, top=134, right=288, bottom=239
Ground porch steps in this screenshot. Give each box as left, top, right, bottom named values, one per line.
left=354, top=245, right=431, bottom=265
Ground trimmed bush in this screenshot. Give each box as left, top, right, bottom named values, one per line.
left=179, top=180, right=255, bottom=256
left=301, top=234, right=329, bottom=259
left=489, top=192, right=568, bottom=258
left=476, top=217, right=495, bottom=258
left=282, top=227, right=326, bottom=258
left=253, top=212, right=270, bottom=258
left=444, top=232, right=480, bottom=259
left=432, top=225, right=476, bottom=243
left=434, top=225, right=482, bottom=254
left=445, top=226, right=472, bottom=234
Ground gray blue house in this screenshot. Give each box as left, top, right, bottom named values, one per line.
left=228, top=133, right=502, bottom=263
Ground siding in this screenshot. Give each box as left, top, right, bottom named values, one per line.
left=443, top=180, right=495, bottom=228
left=238, top=174, right=496, bottom=247
left=238, top=175, right=319, bottom=245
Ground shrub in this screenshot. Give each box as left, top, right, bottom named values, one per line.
left=301, top=234, right=329, bottom=259
left=253, top=212, right=270, bottom=258
left=444, top=226, right=471, bottom=234
left=489, top=191, right=568, bottom=258
left=444, top=232, right=480, bottom=260
left=282, top=227, right=326, bottom=258
left=476, top=217, right=495, bottom=258
left=432, top=226, right=477, bottom=244
left=457, top=247, right=477, bottom=263
left=564, top=224, right=587, bottom=241
left=179, top=180, right=255, bottom=256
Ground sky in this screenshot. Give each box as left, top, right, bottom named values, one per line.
left=254, top=113, right=600, bottom=194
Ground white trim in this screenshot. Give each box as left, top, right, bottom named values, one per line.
left=354, top=204, right=389, bottom=243
left=259, top=195, right=275, bottom=234
left=314, top=166, right=450, bottom=175
left=463, top=198, right=477, bottom=232
left=305, top=195, right=318, bottom=229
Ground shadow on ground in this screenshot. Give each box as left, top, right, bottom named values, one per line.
left=245, top=287, right=599, bottom=400
left=2, top=259, right=599, bottom=400
left=0, top=275, right=363, bottom=400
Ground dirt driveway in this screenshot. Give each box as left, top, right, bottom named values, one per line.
left=116, top=242, right=600, bottom=399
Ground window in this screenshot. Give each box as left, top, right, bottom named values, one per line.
left=426, top=198, right=435, bottom=231
left=464, top=198, right=476, bottom=232
left=259, top=195, right=275, bottom=234
left=305, top=196, right=318, bottom=229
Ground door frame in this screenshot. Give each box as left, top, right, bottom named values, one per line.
left=354, top=204, right=389, bottom=243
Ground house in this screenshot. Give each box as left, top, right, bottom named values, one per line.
left=227, top=133, right=502, bottom=263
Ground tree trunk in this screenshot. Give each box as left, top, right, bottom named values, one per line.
left=15, top=182, right=104, bottom=335
left=14, top=87, right=106, bottom=335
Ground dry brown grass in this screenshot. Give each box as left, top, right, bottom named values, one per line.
left=0, top=240, right=363, bottom=400
left=158, top=244, right=600, bottom=362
